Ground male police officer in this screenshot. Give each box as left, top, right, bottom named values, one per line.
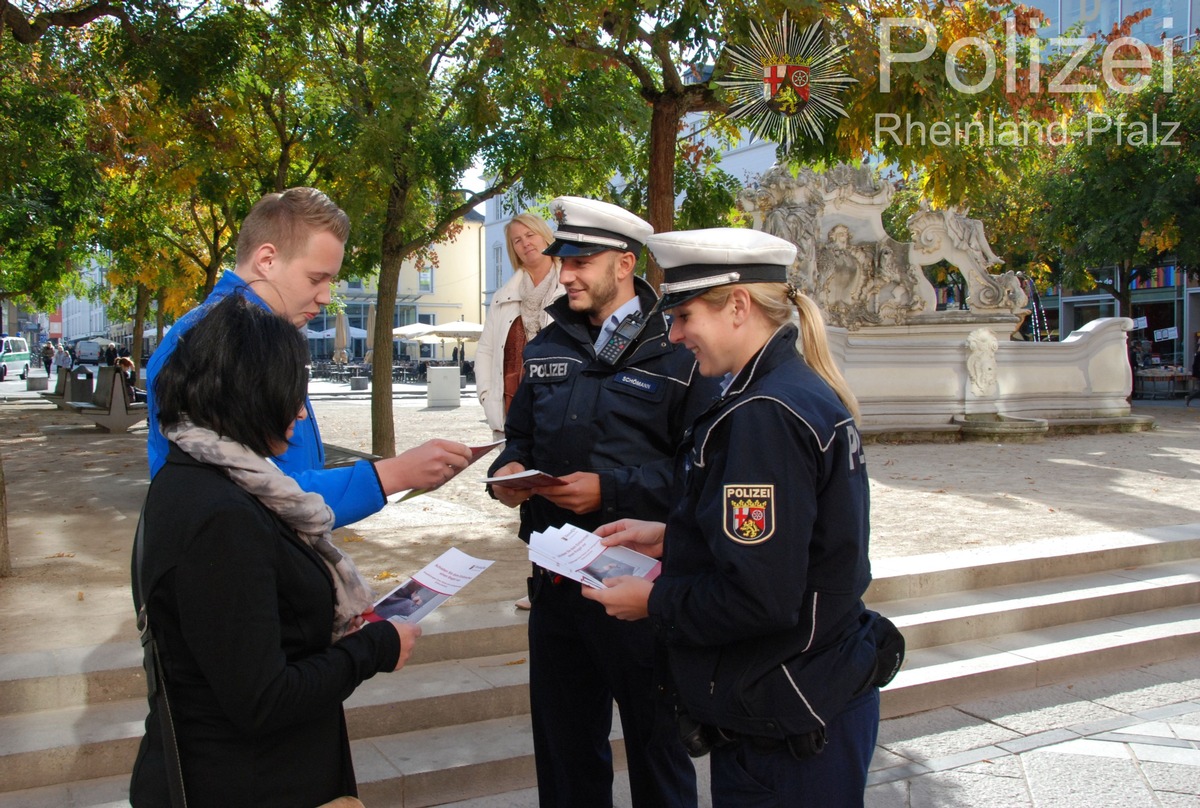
left=489, top=197, right=715, bottom=808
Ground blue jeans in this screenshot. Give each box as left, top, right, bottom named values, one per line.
left=710, top=688, right=880, bottom=808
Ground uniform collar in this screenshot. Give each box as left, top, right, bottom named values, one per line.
left=548, top=276, right=665, bottom=352
left=722, top=323, right=800, bottom=399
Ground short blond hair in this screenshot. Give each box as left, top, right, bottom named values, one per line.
left=236, top=187, right=350, bottom=265
left=504, top=213, right=555, bottom=272
left=695, top=283, right=859, bottom=419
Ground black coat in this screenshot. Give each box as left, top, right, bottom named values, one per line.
left=490, top=277, right=721, bottom=536
left=130, top=445, right=400, bottom=808
left=648, top=324, right=878, bottom=739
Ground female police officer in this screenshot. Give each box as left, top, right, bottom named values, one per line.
left=584, top=227, right=897, bottom=807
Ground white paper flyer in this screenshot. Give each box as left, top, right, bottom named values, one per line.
left=366, top=547, right=494, bottom=624
left=528, top=523, right=660, bottom=590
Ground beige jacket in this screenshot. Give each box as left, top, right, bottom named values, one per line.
left=475, top=267, right=564, bottom=435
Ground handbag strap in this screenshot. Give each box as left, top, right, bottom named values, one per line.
left=133, top=504, right=189, bottom=808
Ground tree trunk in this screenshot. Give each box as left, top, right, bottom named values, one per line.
left=0, top=451, right=11, bottom=578
left=370, top=182, right=407, bottom=458
left=645, top=96, right=685, bottom=290
left=155, top=287, right=167, bottom=347
left=131, top=283, right=151, bottom=369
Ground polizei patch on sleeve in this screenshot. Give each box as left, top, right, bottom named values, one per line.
left=723, top=484, right=775, bottom=544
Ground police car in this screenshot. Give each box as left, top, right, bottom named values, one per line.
left=0, top=335, right=31, bottom=381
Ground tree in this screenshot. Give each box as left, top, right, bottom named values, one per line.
left=307, top=1, right=644, bottom=456
left=1036, top=40, right=1200, bottom=316
left=489, top=0, right=805, bottom=286
left=0, top=27, right=102, bottom=307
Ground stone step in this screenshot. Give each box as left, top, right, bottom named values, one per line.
left=0, top=599, right=529, bottom=716
left=0, top=649, right=532, bottom=794
left=866, top=523, right=1200, bottom=603
left=3, top=526, right=1198, bottom=804
left=885, top=558, right=1200, bottom=650
left=0, top=716, right=626, bottom=808
left=882, top=603, right=1200, bottom=719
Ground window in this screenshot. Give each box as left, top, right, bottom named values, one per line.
left=418, top=313, right=435, bottom=358
left=494, top=243, right=504, bottom=289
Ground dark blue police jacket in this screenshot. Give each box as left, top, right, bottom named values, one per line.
left=648, top=323, right=878, bottom=740
left=490, top=277, right=719, bottom=539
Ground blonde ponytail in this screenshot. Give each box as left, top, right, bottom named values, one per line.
left=693, top=283, right=860, bottom=420
left=786, top=287, right=860, bottom=420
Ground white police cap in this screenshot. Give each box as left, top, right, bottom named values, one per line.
left=544, top=196, right=653, bottom=258
left=648, top=228, right=797, bottom=310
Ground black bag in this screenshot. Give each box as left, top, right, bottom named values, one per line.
left=868, top=612, right=905, bottom=688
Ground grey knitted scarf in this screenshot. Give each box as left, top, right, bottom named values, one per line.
left=164, top=421, right=376, bottom=641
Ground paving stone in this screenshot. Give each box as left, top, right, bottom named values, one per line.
left=1063, top=667, right=1200, bottom=713
left=1128, top=742, right=1200, bottom=767
left=1155, top=792, right=1200, bottom=808
left=1115, top=720, right=1186, bottom=739
left=955, top=754, right=1025, bottom=778
left=1093, top=730, right=1195, bottom=749
left=877, top=707, right=1022, bottom=762
left=1138, top=760, right=1200, bottom=799
left=1143, top=656, right=1200, bottom=690
left=995, top=728, right=1080, bottom=755
left=922, top=745, right=1011, bottom=773
left=869, top=746, right=914, bottom=771
left=865, top=778, right=909, bottom=807
left=908, top=769, right=1033, bottom=808
left=1023, top=749, right=1156, bottom=806
left=956, top=681, right=1127, bottom=734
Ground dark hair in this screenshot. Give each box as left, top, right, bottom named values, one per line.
left=155, top=295, right=309, bottom=457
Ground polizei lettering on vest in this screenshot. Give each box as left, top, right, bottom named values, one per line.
left=724, top=486, right=772, bottom=499
left=527, top=362, right=569, bottom=379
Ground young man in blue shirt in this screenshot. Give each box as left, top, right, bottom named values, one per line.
left=146, top=187, right=472, bottom=527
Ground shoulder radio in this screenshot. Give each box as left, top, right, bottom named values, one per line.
left=597, top=311, right=648, bottom=366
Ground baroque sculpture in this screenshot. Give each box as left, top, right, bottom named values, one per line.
left=736, top=163, right=1027, bottom=330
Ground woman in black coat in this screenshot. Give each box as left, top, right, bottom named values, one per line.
left=130, top=294, right=420, bottom=807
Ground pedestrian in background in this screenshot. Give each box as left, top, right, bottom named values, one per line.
left=476, top=212, right=564, bottom=442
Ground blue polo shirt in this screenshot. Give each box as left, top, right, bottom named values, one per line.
left=145, top=272, right=385, bottom=528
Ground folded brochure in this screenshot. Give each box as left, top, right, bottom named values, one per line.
left=397, top=439, right=505, bottom=502
left=481, top=468, right=567, bottom=489
left=365, top=547, right=494, bottom=623
left=528, top=523, right=660, bottom=590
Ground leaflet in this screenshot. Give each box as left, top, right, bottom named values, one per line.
left=365, top=547, right=494, bottom=624
left=528, top=523, right=660, bottom=590
left=397, top=439, right=506, bottom=502
left=481, top=469, right=568, bottom=489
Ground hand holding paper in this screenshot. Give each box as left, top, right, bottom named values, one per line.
left=528, top=523, right=660, bottom=590
left=397, top=440, right=505, bottom=502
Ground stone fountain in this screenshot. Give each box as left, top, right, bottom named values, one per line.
left=738, top=164, right=1146, bottom=439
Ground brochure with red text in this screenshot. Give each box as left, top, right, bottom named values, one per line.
left=364, top=547, right=494, bottom=624
left=528, top=523, right=660, bottom=590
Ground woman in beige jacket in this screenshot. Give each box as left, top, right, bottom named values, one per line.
left=476, top=213, right=564, bottom=440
